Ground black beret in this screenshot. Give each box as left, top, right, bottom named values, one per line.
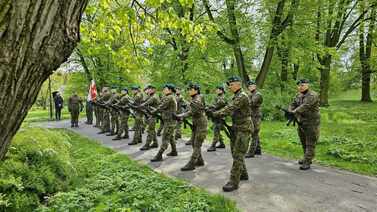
left=187, top=82, right=200, bottom=91
left=216, top=84, right=225, bottom=91
left=122, top=88, right=128, bottom=92
left=163, top=83, right=176, bottom=91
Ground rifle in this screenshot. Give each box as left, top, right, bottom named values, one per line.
left=276, top=106, right=299, bottom=126
left=205, top=108, right=233, bottom=141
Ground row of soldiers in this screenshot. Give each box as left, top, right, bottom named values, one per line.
left=82, top=76, right=320, bottom=192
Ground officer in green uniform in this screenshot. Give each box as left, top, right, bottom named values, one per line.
left=176, top=83, right=207, bottom=171
left=68, top=91, right=84, bottom=128
left=212, top=76, right=253, bottom=192
left=140, top=85, right=159, bottom=150
left=207, top=85, right=227, bottom=152
left=113, top=88, right=131, bottom=140
left=129, top=85, right=144, bottom=145
left=288, top=79, right=320, bottom=170
left=245, top=80, right=263, bottom=158
left=151, top=83, right=178, bottom=162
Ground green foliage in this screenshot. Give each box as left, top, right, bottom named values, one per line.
left=0, top=128, right=75, bottom=211
left=0, top=128, right=238, bottom=211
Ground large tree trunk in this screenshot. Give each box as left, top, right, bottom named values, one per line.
left=225, top=0, right=249, bottom=84
left=0, top=0, right=88, bottom=160
left=277, top=33, right=289, bottom=91
left=359, top=7, right=375, bottom=102
left=319, top=54, right=332, bottom=106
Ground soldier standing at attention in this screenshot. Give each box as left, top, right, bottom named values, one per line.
left=98, top=87, right=112, bottom=134
left=140, top=85, right=159, bottom=150
left=129, top=85, right=144, bottom=145
left=68, top=91, right=84, bottom=128
left=150, top=84, right=178, bottom=162
left=245, top=80, right=263, bottom=158
left=207, top=85, right=227, bottom=152
left=107, top=87, right=120, bottom=136
left=93, top=91, right=102, bottom=128
left=113, top=88, right=131, bottom=140
left=175, top=87, right=186, bottom=140
left=176, top=83, right=207, bottom=171
left=288, top=79, right=320, bottom=170
left=212, top=76, right=253, bottom=192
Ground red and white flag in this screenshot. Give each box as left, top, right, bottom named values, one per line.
left=88, top=80, right=97, bottom=101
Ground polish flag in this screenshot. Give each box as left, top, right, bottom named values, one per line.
left=88, top=80, right=97, bottom=101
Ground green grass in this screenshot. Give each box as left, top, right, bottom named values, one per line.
left=0, top=128, right=238, bottom=211
left=24, top=108, right=72, bottom=123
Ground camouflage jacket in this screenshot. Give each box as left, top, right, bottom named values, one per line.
left=176, top=95, right=187, bottom=113
left=117, top=94, right=132, bottom=114
left=289, top=90, right=320, bottom=125
left=213, top=89, right=253, bottom=132
left=141, top=94, right=159, bottom=118
left=133, top=92, right=144, bottom=118
left=156, top=93, right=177, bottom=125
left=248, top=90, right=263, bottom=119
left=179, top=94, right=207, bottom=131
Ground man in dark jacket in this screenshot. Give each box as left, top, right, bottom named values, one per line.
left=54, top=92, right=64, bottom=121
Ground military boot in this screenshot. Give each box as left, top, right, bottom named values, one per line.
left=150, top=142, right=159, bottom=148
left=298, top=159, right=312, bottom=165
left=299, top=163, right=311, bottom=170
left=112, top=136, right=122, bottom=141
left=123, top=134, right=129, bottom=139
left=151, top=150, right=163, bottom=162
left=140, top=144, right=150, bottom=151
left=245, top=151, right=255, bottom=158
left=185, top=139, right=192, bottom=146
left=166, top=144, right=178, bottom=156
left=195, top=157, right=205, bottom=167
left=240, top=174, right=249, bottom=181
left=216, top=141, right=225, bottom=149
left=128, top=141, right=138, bottom=145
left=181, top=161, right=196, bottom=171
left=222, top=182, right=238, bottom=192
left=255, top=148, right=262, bottom=155
left=207, top=142, right=216, bottom=152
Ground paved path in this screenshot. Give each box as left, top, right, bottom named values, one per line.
left=42, top=120, right=377, bottom=212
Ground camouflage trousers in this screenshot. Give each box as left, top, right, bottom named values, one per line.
left=188, top=127, right=207, bottom=165
left=102, top=111, right=111, bottom=132
left=175, top=120, right=182, bottom=139
left=157, top=119, right=164, bottom=135
left=160, top=123, right=176, bottom=151
left=110, top=111, right=119, bottom=133
left=212, top=122, right=224, bottom=145
left=145, top=117, right=157, bottom=146
left=298, top=123, right=320, bottom=164
left=94, top=106, right=101, bottom=127
left=230, top=130, right=250, bottom=186
left=248, top=116, right=261, bottom=154
left=70, top=110, right=80, bottom=126
left=132, top=115, right=144, bottom=143
left=117, top=112, right=129, bottom=138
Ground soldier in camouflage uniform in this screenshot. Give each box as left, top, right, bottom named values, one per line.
left=113, top=88, right=131, bottom=140
left=98, top=87, right=112, bottom=134
left=151, top=83, right=178, bottom=162
left=68, top=91, right=84, bottom=128
left=93, top=92, right=102, bottom=128
left=176, top=83, right=208, bottom=171
left=207, top=85, right=227, bottom=152
left=140, top=85, right=159, bottom=150
left=156, top=94, right=164, bottom=136
left=129, top=85, right=144, bottom=145
left=175, top=87, right=187, bottom=140
left=212, top=76, right=253, bottom=192
left=288, top=79, right=320, bottom=170
left=245, top=80, right=263, bottom=158
left=107, top=87, right=120, bottom=136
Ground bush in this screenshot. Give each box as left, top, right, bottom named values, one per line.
left=0, top=128, right=75, bottom=211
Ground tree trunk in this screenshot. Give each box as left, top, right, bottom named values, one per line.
left=319, top=54, right=332, bottom=106
left=292, top=63, right=299, bottom=80
left=225, top=0, right=249, bottom=84
left=277, top=34, right=289, bottom=91
left=0, top=0, right=88, bottom=160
